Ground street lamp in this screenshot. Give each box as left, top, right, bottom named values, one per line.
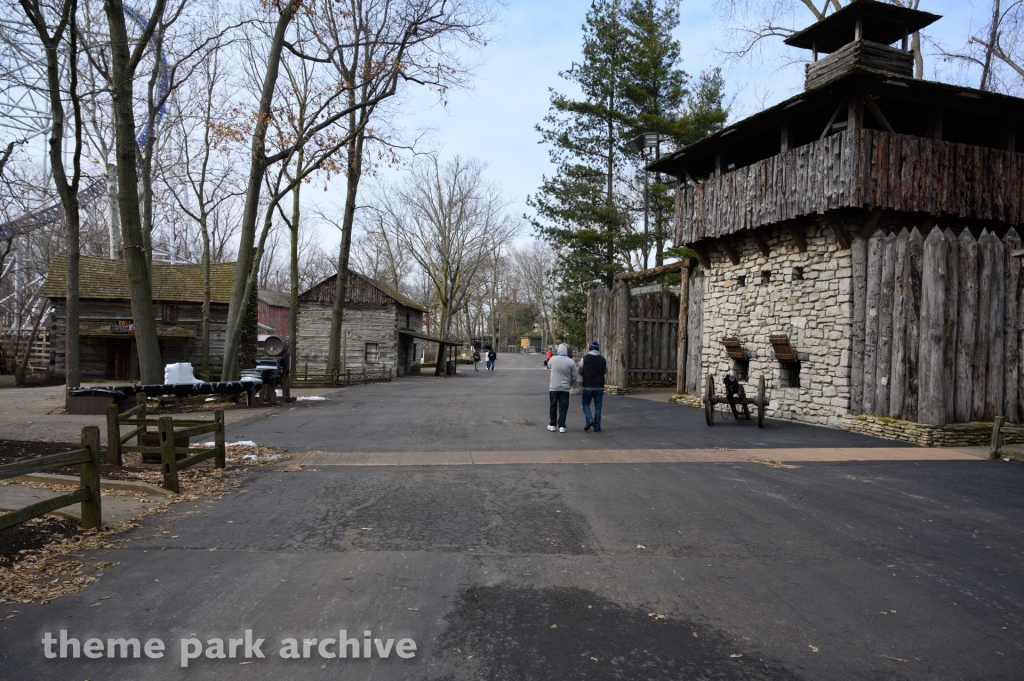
left=628, top=132, right=660, bottom=269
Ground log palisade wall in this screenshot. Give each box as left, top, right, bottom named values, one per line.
left=677, top=129, right=1024, bottom=245
left=852, top=227, right=1023, bottom=424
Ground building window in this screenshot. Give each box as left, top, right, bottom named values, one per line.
left=761, top=270, right=772, bottom=284
left=365, top=343, right=379, bottom=363
left=779, top=361, right=801, bottom=388
left=792, top=266, right=804, bottom=280
left=162, top=304, right=178, bottom=324
left=732, top=359, right=749, bottom=382
left=736, top=275, right=746, bottom=287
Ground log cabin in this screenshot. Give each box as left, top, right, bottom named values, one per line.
left=39, top=255, right=237, bottom=382
left=647, top=0, right=1024, bottom=432
left=295, top=270, right=431, bottom=377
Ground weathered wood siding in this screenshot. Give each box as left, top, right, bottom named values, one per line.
left=676, top=129, right=1024, bottom=245
left=295, top=303, right=399, bottom=375
left=300, top=271, right=400, bottom=307
left=48, top=299, right=228, bottom=381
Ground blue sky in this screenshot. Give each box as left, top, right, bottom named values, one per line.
left=314, top=0, right=992, bottom=248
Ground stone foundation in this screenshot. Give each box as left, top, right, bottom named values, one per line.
left=841, top=414, right=1024, bottom=447
left=669, top=393, right=703, bottom=408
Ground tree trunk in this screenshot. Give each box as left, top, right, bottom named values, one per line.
left=103, top=0, right=163, bottom=384
left=288, top=179, right=300, bottom=377
left=201, top=228, right=211, bottom=378
left=221, top=7, right=296, bottom=381
left=326, top=130, right=364, bottom=377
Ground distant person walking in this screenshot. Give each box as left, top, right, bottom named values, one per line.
left=487, top=348, right=497, bottom=371
left=473, top=348, right=481, bottom=372
left=547, top=344, right=577, bottom=433
left=578, top=340, right=607, bottom=432
left=545, top=347, right=552, bottom=369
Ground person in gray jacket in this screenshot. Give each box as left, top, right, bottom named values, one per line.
left=547, top=344, right=578, bottom=433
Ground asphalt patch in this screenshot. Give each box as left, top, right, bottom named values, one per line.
left=433, top=585, right=803, bottom=681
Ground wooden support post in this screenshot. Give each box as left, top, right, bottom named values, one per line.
left=786, top=224, right=808, bottom=253
left=751, top=231, right=771, bottom=257
left=919, top=228, right=948, bottom=426
left=214, top=409, right=225, bottom=469
left=676, top=263, right=690, bottom=395
left=685, top=271, right=705, bottom=395
left=692, top=244, right=711, bottom=269
left=850, top=235, right=868, bottom=414
left=955, top=229, right=979, bottom=422
left=720, top=238, right=740, bottom=266
left=106, top=403, right=122, bottom=466
left=864, top=96, right=895, bottom=134
left=990, top=415, right=1005, bottom=460
left=714, top=152, right=722, bottom=177
left=831, top=220, right=852, bottom=250
left=136, top=392, right=147, bottom=446
left=79, top=426, right=102, bottom=530
left=1004, top=119, right=1017, bottom=153
left=861, top=207, right=884, bottom=238
left=780, top=123, right=790, bottom=153
left=890, top=229, right=910, bottom=418
left=847, top=92, right=864, bottom=131
left=610, top=279, right=631, bottom=391
left=159, top=416, right=179, bottom=494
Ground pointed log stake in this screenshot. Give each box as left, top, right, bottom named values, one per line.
left=850, top=235, right=868, bottom=415
left=863, top=231, right=885, bottom=415
left=875, top=233, right=897, bottom=415
left=890, top=229, right=910, bottom=418
left=943, top=228, right=960, bottom=424
left=905, top=228, right=924, bottom=422
left=973, top=230, right=995, bottom=420
left=919, top=228, right=948, bottom=426
left=955, top=229, right=979, bottom=423
left=1002, top=229, right=1021, bottom=422
left=984, top=232, right=1006, bottom=420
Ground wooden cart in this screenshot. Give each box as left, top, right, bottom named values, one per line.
left=703, top=374, right=768, bottom=428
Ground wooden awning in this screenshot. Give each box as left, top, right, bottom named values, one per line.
left=769, top=334, right=798, bottom=362
left=398, top=329, right=449, bottom=345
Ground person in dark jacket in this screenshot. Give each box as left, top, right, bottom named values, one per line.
left=473, top=348, right=481, bottom=371
left=578, top=340, right=607, bottom=431
left=487, top=348, right=497, bottom=371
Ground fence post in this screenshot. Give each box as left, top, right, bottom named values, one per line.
left=159, top=416, right=180, bottom=493
left=136, top=392, right=147, bottom=447
left=106, top=403, right=122, bottom=466
left=214, top=409, right=225, bottom=469
left=362, top=368, right=367, bottom=384
left=346, top=369, right=351, bottom=386
left=990, top=415, right=1005, bottom=460
left=79, top=426, right=102, bottom=529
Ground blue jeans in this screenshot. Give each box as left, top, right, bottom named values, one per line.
left=582, top=388, right=604, bottom=429
left=549, top=391, right=569, bottom=428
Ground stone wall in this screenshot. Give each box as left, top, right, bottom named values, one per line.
left=699, top=221, right=853, bottom=427
left=842, top=413, right=1024, bottom=447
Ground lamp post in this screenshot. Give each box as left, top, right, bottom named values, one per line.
left=628, top=132, right=660, bottom=269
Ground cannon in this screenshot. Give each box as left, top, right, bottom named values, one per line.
left=703, top=374, right=768, bottom=428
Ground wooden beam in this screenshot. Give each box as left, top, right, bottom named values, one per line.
left=863, top=96, right=895, bottom=134
left=847, top=92, right=864, bottom=131
left=751, top=231, right=771, bottom=257
left=1004, top=118, right=1016, bottom=153
left=927, top=106, right=943, bottom=140
left=615, top=260, right=686, bottom=281
left=820, top=98, right=847, bottom=140
left=1012, top=247, right=1024, bottom=258
left=720, top=238, right=741, bottom=266
left=692, top=244, right=711, bottom=269
left=860, top=207, right=884, bottom=237
left=781, top=123, right=790, bottom=152
left=786, top=224, right=808, bottom=253
left=714, top=152, right=722, bottom=177
left=831, top=220, right=852, bottom=250
left=679, top=166, right=697, bottom=186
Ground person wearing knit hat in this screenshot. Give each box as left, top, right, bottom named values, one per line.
left=578, top=340, right=607, bottom=431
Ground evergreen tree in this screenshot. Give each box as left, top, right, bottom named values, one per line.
left=528, top=0, right=636, bottom=346
left=530, top=0, right=726, bottom=345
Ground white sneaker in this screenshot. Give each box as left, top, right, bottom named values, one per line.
left=547, top=425, right=556, bottom=432
left=559, top=427, right=566, bottom=433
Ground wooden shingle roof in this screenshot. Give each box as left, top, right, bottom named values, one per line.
left=40, top=254, right=237, bottom=304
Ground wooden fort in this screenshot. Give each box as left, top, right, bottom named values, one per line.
left=633, top=0, right=1024, bottom=436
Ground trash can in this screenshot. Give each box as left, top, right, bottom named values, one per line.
left=445, top=360, right=457, bottom=376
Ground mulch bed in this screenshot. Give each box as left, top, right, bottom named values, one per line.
left=0, top=516, right=81, bottom=567
left=0, top=439, right=149, bottom=481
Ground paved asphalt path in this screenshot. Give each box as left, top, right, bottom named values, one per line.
left=2, top=354, right=1023, bottom=680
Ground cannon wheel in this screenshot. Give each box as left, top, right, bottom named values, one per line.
left=757, top=376, right=766, bottom=429
left=704, top=374, right=715, bottom=426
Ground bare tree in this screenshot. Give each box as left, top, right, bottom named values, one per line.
left=17, top=0, right=87, bottom=390
left=513, top=240, right=559, bottom=343
left=384, top=155, right=518, bottom=373
left=937, top=0, right=1024, bottom=95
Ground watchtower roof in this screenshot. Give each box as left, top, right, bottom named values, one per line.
left=784, top=0, right=940, bottom=54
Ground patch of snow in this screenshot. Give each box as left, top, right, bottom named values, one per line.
left=296, top=395, right=327, bottom=401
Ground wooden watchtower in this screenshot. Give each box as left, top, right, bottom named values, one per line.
left=650, top=0, right=1024, bottom=435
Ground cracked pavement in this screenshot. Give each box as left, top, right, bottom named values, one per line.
left=1, top=354, right=1022, bottom=680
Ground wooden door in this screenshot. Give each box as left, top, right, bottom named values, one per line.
left=106, top=339, right=132, bottom=381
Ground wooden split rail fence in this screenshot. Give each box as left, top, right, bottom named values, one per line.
left=991, top=416, right=1024, bottom=463
left=107, top=394, right=225, bottom=493
left=0, top=426, right=101, bottom=530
